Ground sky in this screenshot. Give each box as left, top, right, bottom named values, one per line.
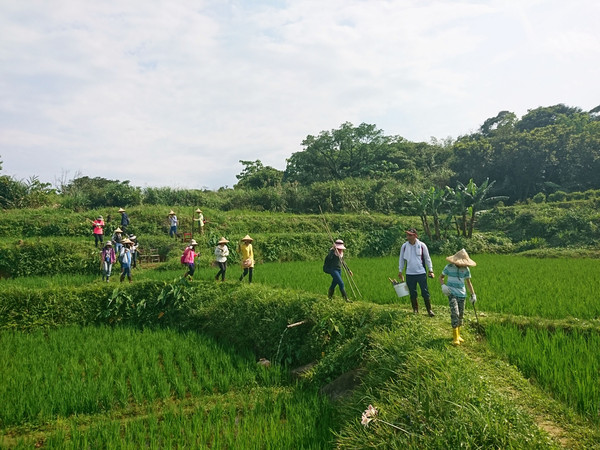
left=1, top=0, right=599, bottom=191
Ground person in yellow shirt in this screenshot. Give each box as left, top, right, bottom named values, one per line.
left=238, top=235, right=254, bottom=283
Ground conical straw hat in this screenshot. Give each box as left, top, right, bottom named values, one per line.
left=446, top=248, right=476, bottom=267
left=241, top=234, right=253, bottom=242
left=218, top=237, right=229, bottom=244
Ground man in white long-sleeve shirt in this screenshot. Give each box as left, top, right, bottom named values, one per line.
left=398, top=228, right=435, bottom=316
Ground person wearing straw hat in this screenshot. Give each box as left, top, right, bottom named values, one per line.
left=439, top=248, right=477, bottom=346
left=91, top=215, right=105, bottom=248
left=112, top=227, right=124, bottom=254
left=194, top=209, right=205, bottom=235
left=168, top=210, right=178, bottom=238
left=119, top=238, right=133, bottom=283
left=181, top=239, right=199, bottom=279
left=118, top=208, right=130, bottom=233
left=238, top=235, right=255, bottom=283
left=129, top=235, right=139, bottom=269
left=214, top=237, right=230, bottom=281
left=398, top=228, right=435, bottom=316
left=100, top=241, right=116, bottom=282
left=323, top=239, right=353, bottom=301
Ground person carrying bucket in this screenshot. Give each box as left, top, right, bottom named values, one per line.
left=439, top=249, right=477, bottom=346
left=323, top=239, right=353, bottom=301
left=398, top=228, right=435, bottom=316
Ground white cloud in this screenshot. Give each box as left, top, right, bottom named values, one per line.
left=1, top=0, right=599, bottom=189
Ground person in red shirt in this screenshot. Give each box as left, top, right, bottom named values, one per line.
left=92, top=215, right=105, bottom=248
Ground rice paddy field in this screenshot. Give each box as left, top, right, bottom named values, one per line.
left=0, top=326, right=336, bottom=448
left=2, top=253, right=600, bottom=447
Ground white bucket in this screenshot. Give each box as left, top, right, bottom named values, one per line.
left=394, top=282, right=409, bottom=297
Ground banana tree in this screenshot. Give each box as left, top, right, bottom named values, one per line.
left=455, top=179, right=508, bottom=237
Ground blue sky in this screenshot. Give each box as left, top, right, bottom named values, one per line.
left=1, top=0, right=599, bottom=190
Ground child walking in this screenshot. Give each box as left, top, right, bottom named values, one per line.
left=439, top=249, right=477, bottom=345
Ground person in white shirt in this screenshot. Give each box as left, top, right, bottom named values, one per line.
left=398, top=228, right=435, bottom=316
left=168, top=210, right=178, bottom=238
left=214, top=237, right=230, bottom=281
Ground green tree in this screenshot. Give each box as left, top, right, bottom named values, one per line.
left=284, top=122, right=389, bottom=184
left=235, top=160, right=283, bottom=190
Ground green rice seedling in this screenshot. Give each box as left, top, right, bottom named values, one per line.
left=0, top=326, right=286, bottom=428
left=12, top=388, right=337, bottom=449
left=486, top=322, right=600, bottom=421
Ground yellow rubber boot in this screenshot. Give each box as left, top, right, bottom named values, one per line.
left=457, top=327, right=465, bottom=343
left=452, top=327, right=461, bottom=346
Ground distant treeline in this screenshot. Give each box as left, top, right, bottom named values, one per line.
left=1, top=103, right=599, bottom=213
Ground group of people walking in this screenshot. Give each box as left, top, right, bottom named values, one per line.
left=324, top=227, right=477, bottom=346
left=91, top=207, right=255, bottom=285
left=92, top=208, right=477, bottom=345
left=180, top=234, right=254, bottom=283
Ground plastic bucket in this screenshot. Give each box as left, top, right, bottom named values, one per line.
left=394, top=282, right=409, bottom=297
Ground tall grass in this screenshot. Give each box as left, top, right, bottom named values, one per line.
left=485, top=322, right=600, bottom=421
left=1, top=326, right=337, bottom=448
left=251, top=255, right=600, bottom=320
left=0, top=326, right=281, bottom=427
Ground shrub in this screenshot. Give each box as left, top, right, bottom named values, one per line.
left=548, top=190, right=567, bottom=202
left=532, top=192, right=546, bottom=203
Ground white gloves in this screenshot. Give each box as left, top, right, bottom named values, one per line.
left=470, top=294, right=477, bottom=304
left=441, top=284, right=451, bottom=296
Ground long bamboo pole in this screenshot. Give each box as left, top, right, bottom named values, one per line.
left=318, top=206, right=362, bottom=299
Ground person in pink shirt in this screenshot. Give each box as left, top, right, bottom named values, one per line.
left=182, top=239, right=199, bottom=279
left=92, top=215, right=105, bottom=248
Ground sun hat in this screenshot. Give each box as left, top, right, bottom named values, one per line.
left=241, top=234, right=253, bottom=242
left=129, top=235, right=137, bottom=240
left=405, top=228, right=418, bottom=236
left=118, top=208, right=125, bottom=213
left=105, top=241, right=112, bottom=246
left=168, top=210, right=175, bottom=215
left=190, top=239, right=198, bottom=246
left=334, top=239, right=346, bottom=250
left=114, top=227, right=123, bottom=233
left=446, top=248, right=476, bottom=267
left=97, top=215, right=103, bottom=220
left=218, top=237, right=229, bottom=244
left=122, top=238, right=132, bottom=245
left=195, top=208, right=203, bottom=213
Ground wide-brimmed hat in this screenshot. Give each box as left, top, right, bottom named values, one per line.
left=446, top=248, right=476, bottom=267
left=190, top=239, right=198, bottom=246
left=405, top=228, right=418, bottom=237
left=168, top=210, right=175, bottom=215
left=105, top=241, right=112, bottom=246
left=195, top=208, right=203, bottom=213
left=334, top=239, right=346, bottom=250
left=118, top=208, right=125, bottom=213
left=218, top=237, right=229, bottom=244
left=241, top=234, right=253, bottom=242
left=122, top=238, right=132, bottom=245
left=114, top=227, right=123, bottom=233
left=97, top=215, right=103, bottom=220
left=129, top=235, right=137, bottom=240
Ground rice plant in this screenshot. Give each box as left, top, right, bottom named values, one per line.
left=485, top=322, right=600, bottom=421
